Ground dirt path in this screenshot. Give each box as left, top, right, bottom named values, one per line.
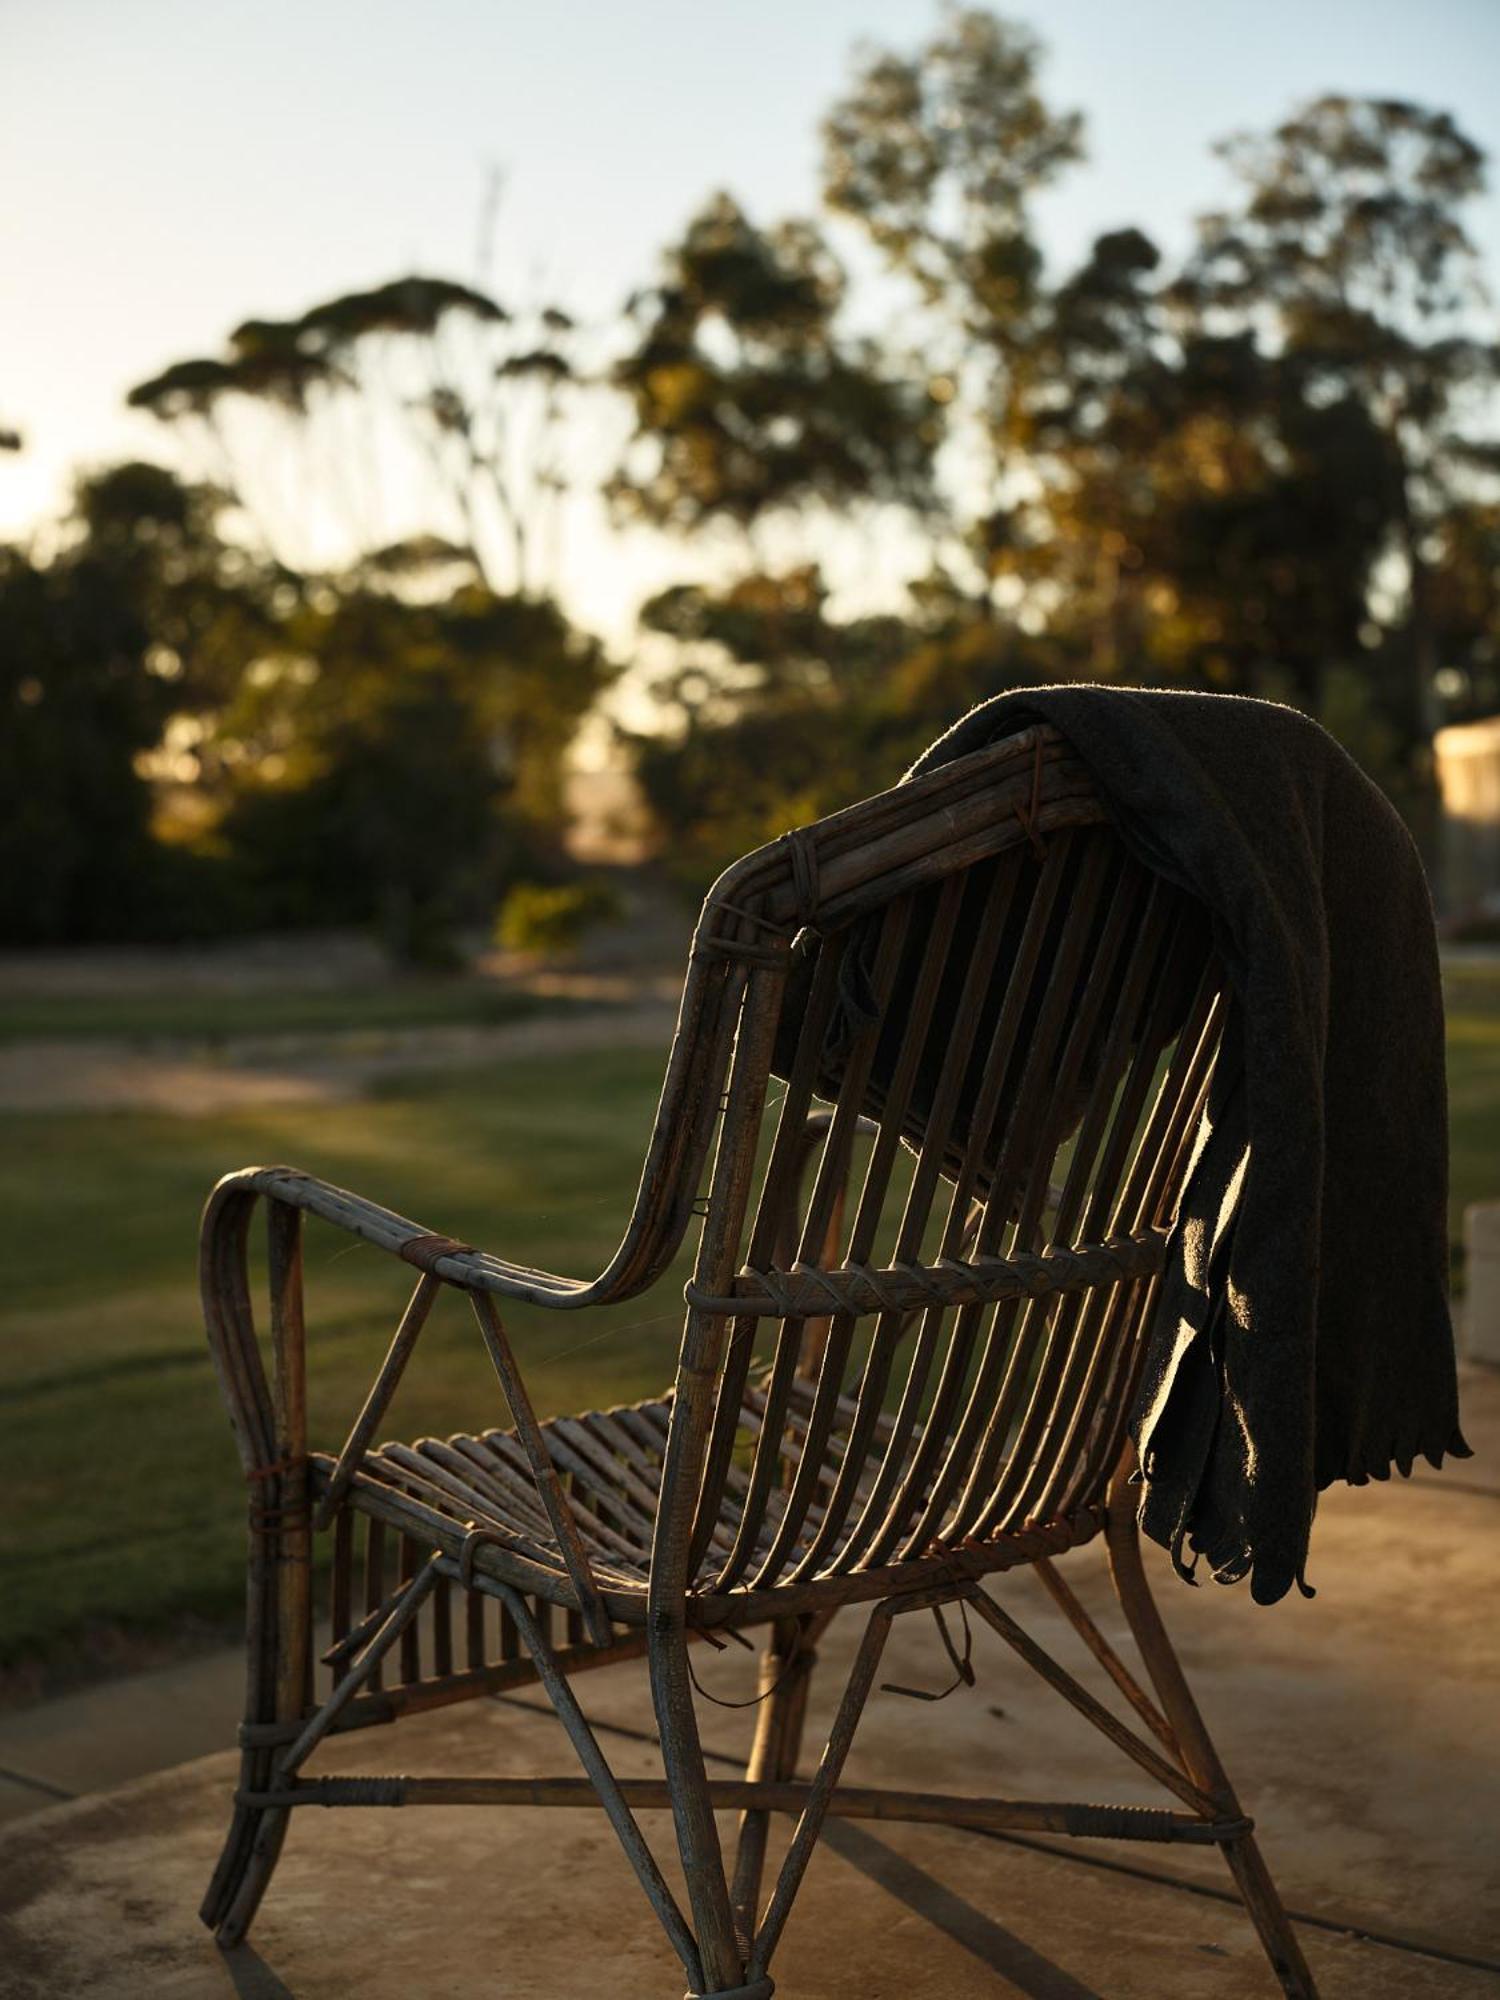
left=0, top=881, right=700, bottom=1117
left=0, top=990, right=680, bottom=1116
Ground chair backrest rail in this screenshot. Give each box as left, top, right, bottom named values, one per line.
left=747, top=859, right=1032, bottom=1586
left=753, top=736, right=1090, bottom=930
left=776, top=852, right=1067, bottom=1584
left=1000, top=888, right=1202, bottom=1533
left=840, top=832, right=1117, bottom=1572
left=735, top=879, right=979, bottom=1587
left=890, top=862, right=1178, bottom=1563
left=952, top=864, right=1200, bottom=1544
left=700, top=879, right=971, bottom=1589
left=719, top=904, right=922, bottom=1581
left=918, top=846, right=1145, bottom=1519
left=688, top=925, right=862, bottom=1581
left=986, top=968, right=1226, bottom=1540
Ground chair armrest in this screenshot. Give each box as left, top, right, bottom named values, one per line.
left=199, top=1163, right=619, bottom=1645
left=210, top=1163, right=638, bottom=1310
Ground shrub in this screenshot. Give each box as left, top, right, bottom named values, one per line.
left=494, top=878, right=623, bottom=955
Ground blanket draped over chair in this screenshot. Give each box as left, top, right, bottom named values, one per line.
left=779, top=687, right=1469, bottom=1605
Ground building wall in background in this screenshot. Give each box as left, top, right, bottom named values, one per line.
left=1436, top=716, right=1500, bottom=922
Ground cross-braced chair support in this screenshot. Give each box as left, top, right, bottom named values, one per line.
left=200, top=727, right=1319, bottom=1997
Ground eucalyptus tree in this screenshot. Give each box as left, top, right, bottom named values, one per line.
left=129, top=275, right=586, bottom=596
left=822, top=8, right=1081, bottom=345
left=821, top=9, right=1083, bottom=553
left=610, top=190, right=941, bottom=546
left=1181, top=95, right=1500, bottom=735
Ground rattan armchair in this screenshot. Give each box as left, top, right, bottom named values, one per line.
left=200, top=724, right=1317, bottom=1998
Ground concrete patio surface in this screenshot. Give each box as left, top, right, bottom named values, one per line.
left=2, top=1366, right=1497, bottom=1998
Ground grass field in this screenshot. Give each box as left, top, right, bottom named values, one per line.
left=0, top=1041, right=684, bottom=1678
left=1441, top=961, right=1500, bottom=1256
left=0, top=981, right=550, bottom=1044
left=2, top=965, right=1497, bottom=1681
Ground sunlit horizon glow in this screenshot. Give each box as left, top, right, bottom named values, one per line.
left=4, top=0, right=1499, bottom=648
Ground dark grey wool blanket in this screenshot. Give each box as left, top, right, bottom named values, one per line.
left=789, top=686, right=1470, bottom=1605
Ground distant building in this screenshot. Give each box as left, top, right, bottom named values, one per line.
left=1435, top=715, right=1500, bottom=924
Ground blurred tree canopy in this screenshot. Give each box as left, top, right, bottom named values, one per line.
left=0, top=463, right=280, bottom=943
left=610, top=191, right=941, bottom=535
left=5, top=7, right=1499, bottom=942
left=1, top=462, right=609, bottom=955
left=208, top=583, right=607, bottom=962
left=628, top=12, right=1500, bottom=883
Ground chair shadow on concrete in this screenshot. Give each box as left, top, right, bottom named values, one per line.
left=215, top=1825, right=1105, bottom=2000
left=822, top=1819, right=1106, bottom=2000
left=220, top=1942, right=296, bottom=2000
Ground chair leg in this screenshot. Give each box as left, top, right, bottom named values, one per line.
left=650, top=1614, right=748, bottom=1995
left=201, top=1523, right=303, bottom=1945
left=202, top=1192, right=317, bottom=1947
left=729, top=1613, right=822, bottom=1948
left=203, top=1430, right=316, bottom=1949
left=200, top=1778, right=290, bottom=1947
left=1105, top=1492, right=1320, bottom=2000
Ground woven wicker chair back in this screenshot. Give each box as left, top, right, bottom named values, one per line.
left=662, top=725, right=1226, bottom=1594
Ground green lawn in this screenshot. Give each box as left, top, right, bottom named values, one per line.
left=1, top=968, right=1496, bottom=1678
left=0, top=981, right=554, bottom=1044
left=1444, top=963, right=1500, bottom=1262
left=0, top=1043, right=685, bottom=1674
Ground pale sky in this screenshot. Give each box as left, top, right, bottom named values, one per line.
left=4, top=0, right=1500, bottom=641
